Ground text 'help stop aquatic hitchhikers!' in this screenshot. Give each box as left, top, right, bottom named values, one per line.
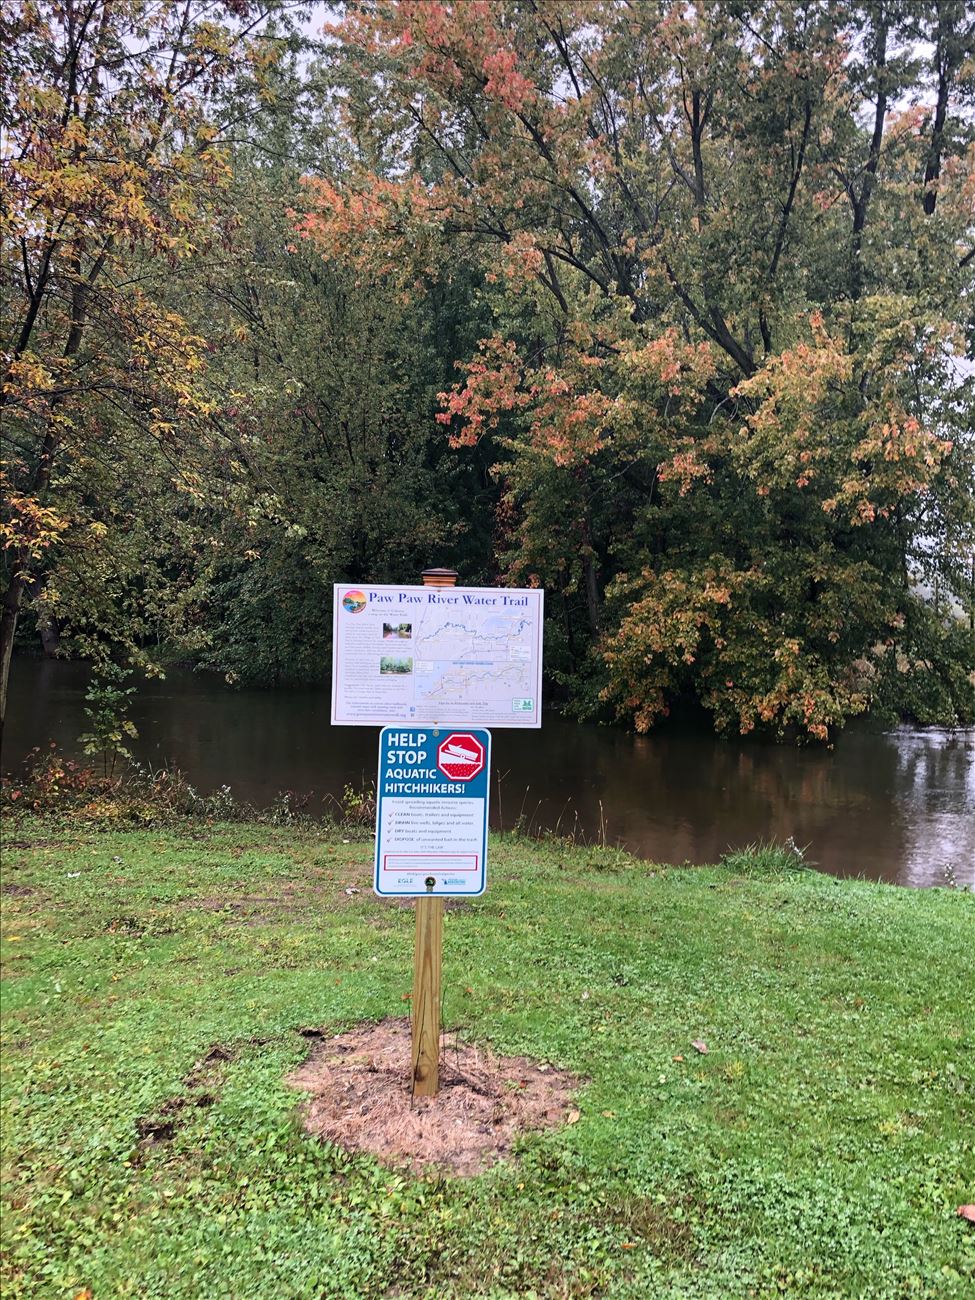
left=381, top=732, right=467, bottom=795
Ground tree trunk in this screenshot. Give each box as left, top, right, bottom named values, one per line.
left=39, top=616, right=61, bottom=657
left=850, top=19, right=888, bottom=300
left=922, top=64, right=949, bottom=215
left=580, top=519, right=601, bottom=635
left=0, top=422, right=59, bottom=736
left=0, top=569, right=28, bottom=738
left=562, top=589, right=579, bottom=675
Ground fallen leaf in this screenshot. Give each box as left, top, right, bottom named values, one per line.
left=6, top=936, right=23, bottom=943
left=621, top=1242, right=636, bottom=1249
left=74, top=1291, right=93, bottom=1300
left=601, top=1109, right=616, bottom=1117
left=672, top=1054, right=685, bottom=1062
left=958, top=1205, right=975, bottom=1223
left=566, top=1109, right=581, bottom=1125
left=691, top=1040, right=709, bottom=1054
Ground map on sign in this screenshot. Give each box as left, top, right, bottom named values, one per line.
left=331, top=584, right=543, bottom=727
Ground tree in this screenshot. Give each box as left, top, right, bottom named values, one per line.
left=166, top=127, right=496, bottom=683
left=299, top=0, right=975, bottom=737
left=0, top=0, right=297, bottom=729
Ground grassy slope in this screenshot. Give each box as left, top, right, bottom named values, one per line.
left=1, top=822, right=973, bottom=1299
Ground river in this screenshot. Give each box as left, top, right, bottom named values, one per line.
left=3, top=659, right=973, bottom=889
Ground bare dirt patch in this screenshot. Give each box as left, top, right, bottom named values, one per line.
left=288, top=1018, right=580, bottom=1176
left=132, top=1040, right=255, bottom=1159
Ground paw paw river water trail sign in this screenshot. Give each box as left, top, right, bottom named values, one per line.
left=330, top=583, right=544, bottom=728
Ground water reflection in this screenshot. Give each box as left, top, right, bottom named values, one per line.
left=4, top=659, right=973, bottom=889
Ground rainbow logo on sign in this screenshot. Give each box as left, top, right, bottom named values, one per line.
left=342, top=589, right=367, bottom=613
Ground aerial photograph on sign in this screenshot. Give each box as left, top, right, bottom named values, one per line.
left=331, top=584, right=544, bottom=727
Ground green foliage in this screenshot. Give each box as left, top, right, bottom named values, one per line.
left=1, top=749, right=374, bottom=834
left=164, top=141, right=495, bottom=684
left=77, top=663, right=139, bottom=777
left=302, top=0, right=975, bottom=739
left=5, top=0, right=974, bottom=737
left=338, top=780, right=377, bottom=827
left=2, top=744, right=101, bottom=813
left=0, top=1, right=308, bottom=722
left=2, top=823, right=973, bottom=1296
left=867, top=612, right=975, bottom=727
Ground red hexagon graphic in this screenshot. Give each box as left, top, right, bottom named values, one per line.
left=437, top=732, right=486, bottom=781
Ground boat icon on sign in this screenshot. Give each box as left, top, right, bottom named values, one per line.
left=437, top=732, right=487, bottom=781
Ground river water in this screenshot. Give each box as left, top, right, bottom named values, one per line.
left=4, top=659, right=973, bottom=889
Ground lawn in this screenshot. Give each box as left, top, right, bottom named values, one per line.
left=1, top=821, right=973, bottom=1298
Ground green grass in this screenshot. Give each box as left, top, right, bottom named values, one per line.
left=1, top=821, right=973, bottom=1298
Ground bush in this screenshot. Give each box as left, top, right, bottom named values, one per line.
left=720, top=837, right=814, bottom=877
left=1, top=747, right=323, bottom=829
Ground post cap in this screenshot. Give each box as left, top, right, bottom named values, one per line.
left=421, top=568, right=459, bottom=588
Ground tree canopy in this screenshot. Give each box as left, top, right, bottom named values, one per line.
left=3, top=0, right=973, bottom=739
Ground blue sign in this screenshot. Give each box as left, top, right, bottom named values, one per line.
left=374, top=727, right=491, bottom=897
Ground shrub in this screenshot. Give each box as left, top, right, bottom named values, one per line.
left=719, top=837, right=814, bottom=877
left=2, top=748, right=323, bottom=829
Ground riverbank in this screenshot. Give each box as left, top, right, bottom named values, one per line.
left=2, top=821, right=973, bottom=1297
left=7, top=657, right=975, bottom=887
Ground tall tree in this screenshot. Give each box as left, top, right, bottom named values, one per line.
left=174, top=155, right=495, bottom=683
left=298, top=0, right=975, bottom=737
left=0, top=0, right=297, bottom=729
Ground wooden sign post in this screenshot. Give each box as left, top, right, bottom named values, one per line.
left=410, top=567, right=457, bottom=1097
left=411, top=878, right=443, bottom=1096
left=374, top=716, right=490, bottom=1098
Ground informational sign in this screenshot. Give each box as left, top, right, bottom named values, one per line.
left=331, top=584, right=543, bottom=728
left=374, top=727, right=491, bottom=897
